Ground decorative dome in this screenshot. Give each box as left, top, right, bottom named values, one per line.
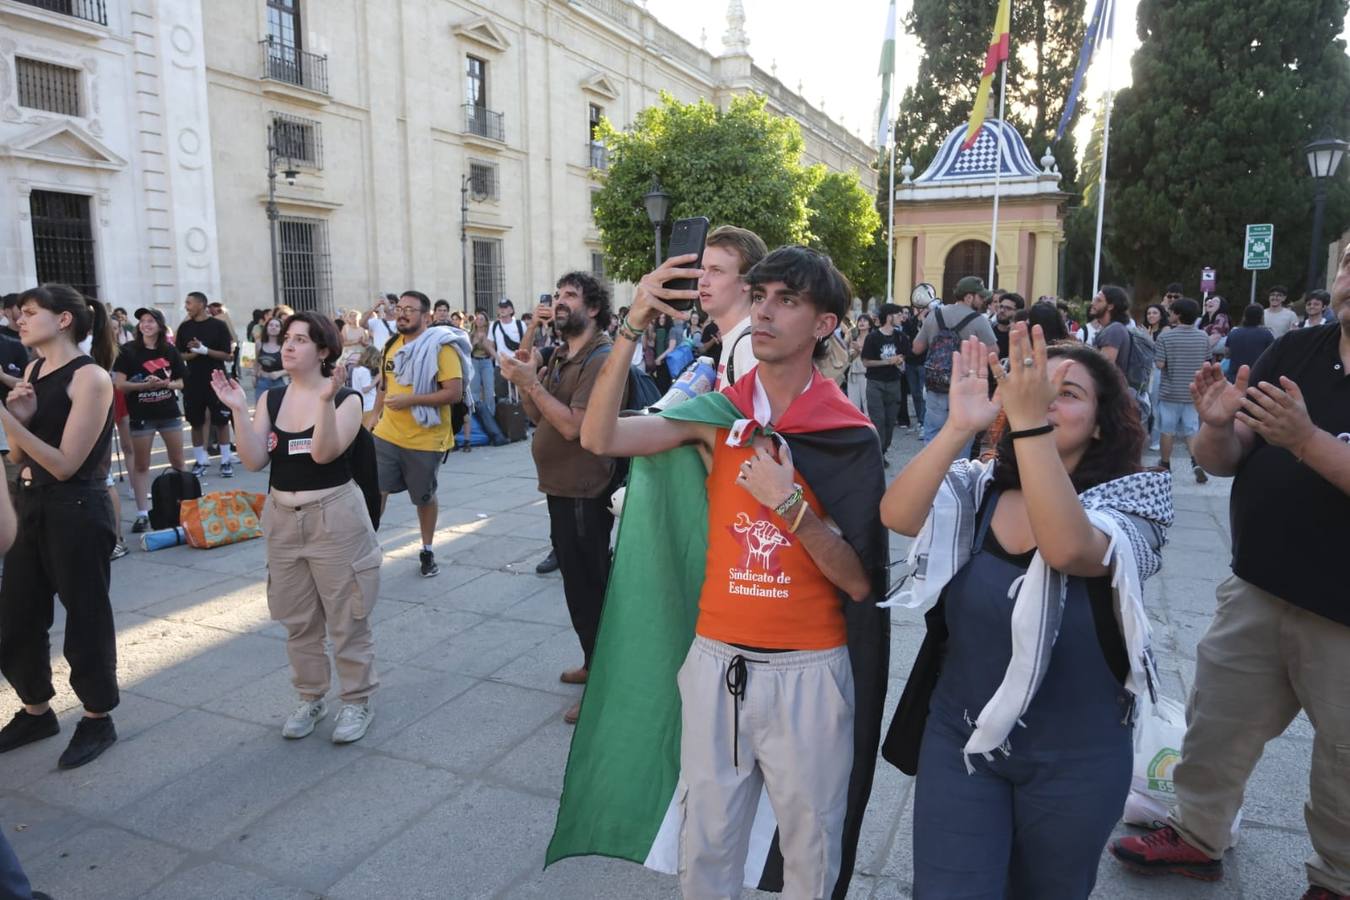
left=915, top=119, right=1042, bottom=184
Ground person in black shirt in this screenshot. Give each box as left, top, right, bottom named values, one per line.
left=862, top=303, right=911, bottom=463
left=0, top=294, right=22, bottom=342
left=1219, top=303, right=1274, bottom=383
left=1110, top=245, right=1350, bottom=897
left=177, top=291, right=236, bottom=479
left=112, top=308, right=188, bottom=532
left=993, top=292, right=1025, bottom=361
left=212, top=310, right=381, bottom=744
left=0, top=284, right=120, bottom=770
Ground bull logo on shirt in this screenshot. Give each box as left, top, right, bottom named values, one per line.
left=731, top=512, right=790, bottom=572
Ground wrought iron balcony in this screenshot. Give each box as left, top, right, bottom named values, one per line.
left=463, top=104, right=505, bottom=142
left=12, top=0, right=107, bottom=25
left=260, top=37, right=330, bottom=96
left=587, top=141, right=609, bottom=171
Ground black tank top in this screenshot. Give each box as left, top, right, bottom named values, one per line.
left=27, top=356, right=113, bottom=486
left=266, top=385, right=359, bottom=491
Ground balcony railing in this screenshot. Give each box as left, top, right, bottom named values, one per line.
left=13, top=0, right=107, bottom=25
left=587, top=141, right=609, bottom=171
left=463, top=104, right=505, bottom=142
left=260, top=37, right=329, bottom=96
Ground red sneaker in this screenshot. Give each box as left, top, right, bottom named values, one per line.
left=1302, top=887, right=1350, bottom=900
left=1110, top=825, right=1223, bottom=881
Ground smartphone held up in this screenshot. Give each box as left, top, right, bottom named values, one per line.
left=662, top=216, right=709, bottom=312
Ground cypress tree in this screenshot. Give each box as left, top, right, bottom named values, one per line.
left=1107, top=0, right=1350, bottom=302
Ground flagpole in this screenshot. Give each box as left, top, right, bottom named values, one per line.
left=987, top=59, right=1007, bottom=288
left=1091, top=1, right=1117, bottom=295
left=886, top=143, right=895, bottom=305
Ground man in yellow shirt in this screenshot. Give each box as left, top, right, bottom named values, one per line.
left=374, top=290, right=463, bottom=577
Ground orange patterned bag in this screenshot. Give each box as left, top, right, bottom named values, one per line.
left=179, top=490, right=267, bottom=549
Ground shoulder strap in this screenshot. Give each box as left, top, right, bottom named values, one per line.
left=954, top=310, right=981, bottom=333
left=265, top=383, right=287, bottom=420
left=726, top=329, right=752, bottom=384
left=382, top=333, right=401, bottom=357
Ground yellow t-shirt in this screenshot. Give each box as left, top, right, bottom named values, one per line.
left=374, top=335, right=463, bottom=452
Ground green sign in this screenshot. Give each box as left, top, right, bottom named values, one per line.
left=1244, top=224, right=1274, bottom=270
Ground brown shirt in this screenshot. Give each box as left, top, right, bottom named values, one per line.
left=531, top=331, right=615, bottom=498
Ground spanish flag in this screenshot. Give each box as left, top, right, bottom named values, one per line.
left=961, top=0, right=1012, bottom=150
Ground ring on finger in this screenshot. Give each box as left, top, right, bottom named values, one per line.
left=1022, top=356, right=1035, bottom=367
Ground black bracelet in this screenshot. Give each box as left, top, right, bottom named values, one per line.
left=1008, top=424, right=1054, bottom=441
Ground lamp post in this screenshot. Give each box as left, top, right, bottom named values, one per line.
left=643, top=178, right=670, bottom=266
left=461, top=173, right=471, bottom=314
left=266, top=124, right=299, bottom=309
left=1304, top=134, right=1348, bottom=295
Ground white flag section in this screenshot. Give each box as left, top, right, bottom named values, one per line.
left=875, top=0, right=896, bottom=151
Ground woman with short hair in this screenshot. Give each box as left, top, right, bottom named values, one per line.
left=212, top=310, right=382, bottom=744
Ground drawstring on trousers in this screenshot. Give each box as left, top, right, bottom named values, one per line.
left=725, top=654, right=765, bottom=770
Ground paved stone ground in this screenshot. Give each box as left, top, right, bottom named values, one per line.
left=0, top=422, right=1316, bottom=899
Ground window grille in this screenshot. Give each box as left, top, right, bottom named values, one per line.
left=271, top=112, right=323, bottom=168
left=16, top=58, right=81, bottom=116
left=277, top=216, right=332, bottom=313
left=30, top=190, right=98, bottom=298
left=468, top=161, right=499, bottom=200
left=471, top=238, right=505, bottom=311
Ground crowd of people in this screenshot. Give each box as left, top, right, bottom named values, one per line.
left=0, top=228, right=1346, bottom=900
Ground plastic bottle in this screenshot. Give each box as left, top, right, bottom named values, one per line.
left=650, top=356, right=716, bottom=412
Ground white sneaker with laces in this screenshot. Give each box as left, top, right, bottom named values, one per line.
left=331, top=703, right=373, bottom=744
left=282, top=698, right=327, bottom=739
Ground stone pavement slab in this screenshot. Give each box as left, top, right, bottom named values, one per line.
left=0, top=427, right=1317, bottom=898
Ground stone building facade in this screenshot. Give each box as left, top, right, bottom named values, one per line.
left=0, top=0, right=876, bottom=322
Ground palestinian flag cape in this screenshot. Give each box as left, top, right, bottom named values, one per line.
left=545, top=370, right=890, bottom=897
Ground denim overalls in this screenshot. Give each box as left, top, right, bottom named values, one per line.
left=913, top=490, right=1134, bottom=900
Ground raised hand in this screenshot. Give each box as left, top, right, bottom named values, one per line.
left=321, top=363, right=346, bottom=402
left=4, top=381, right=36, bottom=426
left=993, top=323, right=1058, bottom=431
left=629, top=254, right=702, bottom=329
left=945, top=333, right=1002, bottom=436
left=210, top=368, right=247, bottom=411
left=1237, top=376, right=1318, bottom=453
left=1191, top=361, right=1248, bottom=429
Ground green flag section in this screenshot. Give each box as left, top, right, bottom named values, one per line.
left=544, top=392, right=739, bottom=867
left=876, top=0, right=896, bottom=150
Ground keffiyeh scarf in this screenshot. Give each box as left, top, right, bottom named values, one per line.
left=881, top=459, right=1173, bottom=765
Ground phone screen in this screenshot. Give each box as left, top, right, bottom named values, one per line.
left=663, top=216, right=710, bottom=311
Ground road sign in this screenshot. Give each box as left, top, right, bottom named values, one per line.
left=1244, top=224, right=1274, bottom=271
left=1201, top=267, right=1216, bottom=293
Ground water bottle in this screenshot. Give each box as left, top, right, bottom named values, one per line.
left=650, top=356, right=717, bottom=412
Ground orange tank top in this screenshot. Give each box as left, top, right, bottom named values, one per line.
left=696, top=432, right=847, bottom=650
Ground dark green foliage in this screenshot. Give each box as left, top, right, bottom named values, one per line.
left=806, top=168, right=883, bottom=298
left=893, top=0, right=1087, bottom=183
left=1108, top=0, right=1350, bottom=300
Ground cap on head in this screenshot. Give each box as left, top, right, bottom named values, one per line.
left=954, top=275, right=986, bottom=298
left=497, top=298, right=513, bottom=308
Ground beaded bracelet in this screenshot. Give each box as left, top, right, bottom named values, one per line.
left=774, top=484, right=804, bottom=519
left=617, top=315, right=643, bottom=342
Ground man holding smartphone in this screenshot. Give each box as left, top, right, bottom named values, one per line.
left=697, top=225, right=768, bottom=389
left=177, top=291, right=236, bottom=478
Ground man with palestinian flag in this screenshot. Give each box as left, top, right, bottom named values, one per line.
left=546, top=245, right=889, bottom=898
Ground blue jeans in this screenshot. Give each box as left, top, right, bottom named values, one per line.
left=471, top=358, right=507, bottom=444
left=903, top=363, right=926, bottom=428
left=0, top=831, right=34, bottom=899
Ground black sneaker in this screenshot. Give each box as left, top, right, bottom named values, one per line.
left=191, top=461, right=208, bottom=478
left=0, top=709, right=60, bottom=753
left=419, top=550, right=440, bottom=578
left=219, top=461, right=234, bottom=478
left=58, top=715, right=117, bottom=769
left=1191, top=460, right=1208, bottom=484
left=131, top=515, right=151, bottom=534
left=535, top=549, right=559, bottom=574
left=111, top=541, right=130, bottom=561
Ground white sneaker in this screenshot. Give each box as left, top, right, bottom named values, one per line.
left=331, top=703, right=373, bottom=744
left=281, top=698, right=327, bottom=739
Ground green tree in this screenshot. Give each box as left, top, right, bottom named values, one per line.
left=1107, top=0, right=1350, bottom=303
left=893, top=0, right=1087, bottom=182
left=805, top=167, right=883, bottom=298
left=592, top=93, right=819, bottom=284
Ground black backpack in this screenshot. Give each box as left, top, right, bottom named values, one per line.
left=267, top=386, right=382, bottom=530
left=149, top=469, right=202, bottom=530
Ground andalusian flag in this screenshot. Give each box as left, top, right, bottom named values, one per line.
left=876, top=0, right=897, bottom=151
left=961, top=0, right=1012, bottom=150
left=546, top=372, right=891, bottom=898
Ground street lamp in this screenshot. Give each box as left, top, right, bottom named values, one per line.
left=1304, top=134, right=1348, bottom=294
left=266, top=124, right=300, bottom=308
left=643, top=178, right=670, bottom=266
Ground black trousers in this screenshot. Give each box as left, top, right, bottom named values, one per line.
left=0, top=481, right=119, bottom=713
left=546, top=493, right=614, bottom=671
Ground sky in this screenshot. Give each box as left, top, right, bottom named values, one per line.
left=643, top=0, right=1350, bottom=158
